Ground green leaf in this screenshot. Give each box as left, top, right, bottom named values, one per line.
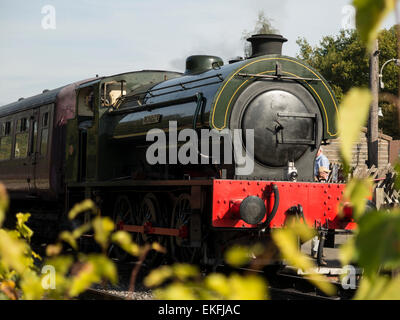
left=272, top=226, right=336, bottom=296
left=111, top=231, right=140, bottom=256
left=394, top=162, right=400, bottom=190
left=288, top=220, right=316, bottom=242
left=152, top=242, right=166, bottom=254
left=342, top=178, right=373, bottom=219
left=68, top=262, right=98, bottom=297
left=227, top=273, right=267, bottom=300
left=353, top=0, right=396, bottom=50
left=172, top=264, right=199, bottom=281
left=337, top=88, right=371, bottom=168
left=68, top=199, right=97, bottom=220
left=92, top=217, right=114, bottom=251
left=71, top=222, right=91, bottom=240
left=20, top=270, right=44, bottom=300
left=355, top=275, right=400, bottom=299
left=144, top=264, right=199, bottom=288
left=355, top=209, right=400, bottom=277
left=16, top=213, right=33, bottom=241
left=144, top=265, right=173, bottom=288
left=44, top=256, right=74, bottom=295
left=154, top=282, right=197, bottom=300
left=0, top=230, right=30, bottom=274
left=31, top=250, right=41, bottom=261
left=69, top=254, right=117, bottom=297
left=224, top=245, right=251, bottom=267
left=59, top=231, right=78, bottom=250
left=204, top=273, right=230, bottom=297
left=339, top=236, right=358, bottom=266
left=87, top=254, right=117, bottom=285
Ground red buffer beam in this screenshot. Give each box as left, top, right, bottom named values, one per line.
left=211, top=179, right=356, bottom=230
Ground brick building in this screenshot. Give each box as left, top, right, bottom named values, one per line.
left=323, top=128, right=393, bottom=168
left=390, top=140, right=400, bottom=165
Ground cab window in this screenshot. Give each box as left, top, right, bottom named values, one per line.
left=14, top=117, right=29, bottom=159
left=41, top=112, right=49, bottom=155
left=0, top=121, right=13, bottom=161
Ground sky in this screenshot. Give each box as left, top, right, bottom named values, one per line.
left=0, top=0, right=397, bottom=106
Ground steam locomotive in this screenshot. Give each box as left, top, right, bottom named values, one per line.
left=0, top=34, right=354, bottom=265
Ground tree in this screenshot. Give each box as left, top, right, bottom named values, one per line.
left=297, top=26, right=400, bottom=139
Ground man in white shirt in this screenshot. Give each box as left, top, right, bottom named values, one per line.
left=312, top=147, right=330, bottom=261
left=314, top=147, right=330, bottom=182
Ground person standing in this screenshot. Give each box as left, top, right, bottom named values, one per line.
left=312, top=147, right=330, bottom=261
left=314, top=147, right=330, bottom=182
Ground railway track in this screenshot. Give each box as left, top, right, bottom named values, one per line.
left=267, top=271, right=356, bottom=300
left=79, top=263, right=357, bottom=301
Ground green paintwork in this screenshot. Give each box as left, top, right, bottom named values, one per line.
left=65, top=70, right=182, bottom=183
left=65, top=56, right=339, bottom=185
left=96, top=71, right=182, bottom=181
left=209, top=55, right=339, bottom=140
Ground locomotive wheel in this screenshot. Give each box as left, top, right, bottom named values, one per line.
left=111, top=195, right=139, bottom=262
left=137, top=193, right=166, bottom=266
left=170, top=194, right=199, bottom=263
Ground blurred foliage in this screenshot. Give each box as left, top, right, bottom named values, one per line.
left=336, top=85, right=400, bottom=298
left=341, top=178, right=374, bottom=219
left=272, top=222, right=336, bottom=296
left=224, top=244, right=264, bottom=268
left=395, top=162, right=400, bottom=190
left=145, top=257, right=268, bottom=300
left=353, top=0, right=396, bottom=50
left=334, top=0, right=400, bottom=299
left=354, top=274, right=400, bottom=299
left=336, top=88, right=372, bottom=169
left=297, top=26, right=400, bottom=139
left=0, top=191, right=164, bottom=300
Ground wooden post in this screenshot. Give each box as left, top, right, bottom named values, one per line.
left=368, top=39, right=379, bottom=168
left=374, top=187, right=384, bottom=210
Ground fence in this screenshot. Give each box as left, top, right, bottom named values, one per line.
left=327, top=163, right=399, bottom=209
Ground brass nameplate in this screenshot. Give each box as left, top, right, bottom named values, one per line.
left=143, top=114, right=162, bottom=125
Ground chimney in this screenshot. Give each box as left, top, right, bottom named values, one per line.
left=247, top=34, right=288, bottom=58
